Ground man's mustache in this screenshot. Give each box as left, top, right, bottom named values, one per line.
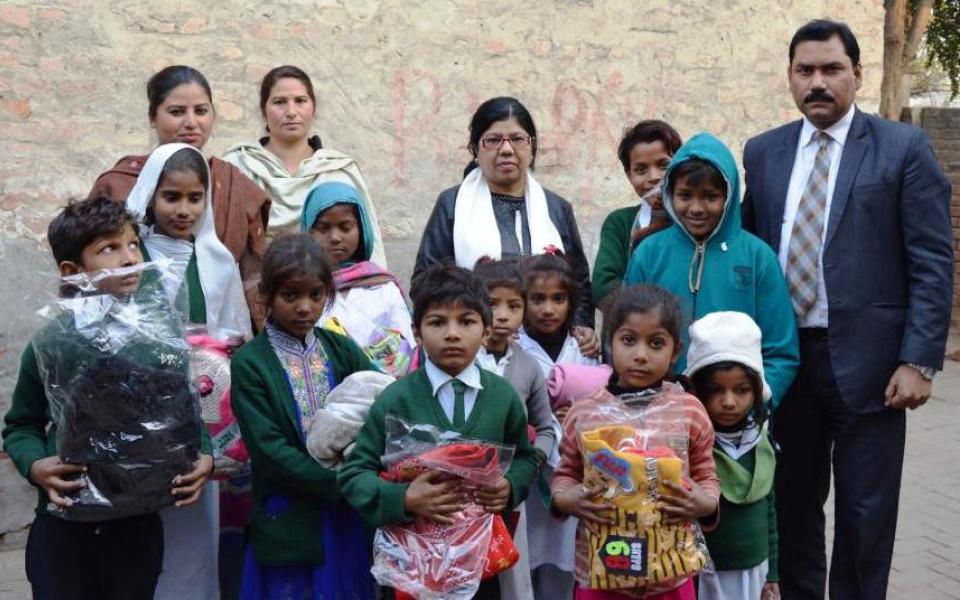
left=804, top=90, right=835, bottom=104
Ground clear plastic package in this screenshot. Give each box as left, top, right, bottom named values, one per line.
left=371, top=417, right=518, bottom=599
left=32, top=262, right=202, bottom=521
left=574, top=389, right=711, bottom=593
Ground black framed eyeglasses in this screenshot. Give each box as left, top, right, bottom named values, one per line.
left=480, top=134, right=533, bottom=150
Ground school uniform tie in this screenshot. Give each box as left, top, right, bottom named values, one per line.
left=451, top=379, right=467, bottom=429
left=786, top=131, right=831, bottom=317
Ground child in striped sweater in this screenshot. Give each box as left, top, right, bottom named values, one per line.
left=551, top=285, right=719, bottom=600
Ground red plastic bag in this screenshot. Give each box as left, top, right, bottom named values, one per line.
left=373, top=418, right=519, bottom=599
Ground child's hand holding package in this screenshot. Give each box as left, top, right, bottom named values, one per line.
left=659, top=479, right=718, bottom=525
left=552, top=483, right=616, bottom=524
left=403, top=469, right=469, bottom=524
left=172, top=454, right=214, bottom=507
left=29, top=456, right=87, bottom=508
left=473, top=475, right=511, bottom=513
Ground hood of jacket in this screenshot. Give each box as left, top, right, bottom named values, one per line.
left=662, top=132, right=742, bottom=245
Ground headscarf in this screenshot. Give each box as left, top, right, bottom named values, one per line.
left=125, top=143, right=252, bottom=341
left=301, top=181, right=375, bottom=263
left=301, top=182, right=400, bottom=292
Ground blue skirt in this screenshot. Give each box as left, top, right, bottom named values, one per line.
left=240, top=503, right=374, bottom=600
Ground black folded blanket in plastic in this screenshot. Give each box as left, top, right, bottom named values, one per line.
left=57, top=354, right=201, bottom=521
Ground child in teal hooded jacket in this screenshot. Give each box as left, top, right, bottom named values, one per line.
left=624, top=132, right=799, bottom=407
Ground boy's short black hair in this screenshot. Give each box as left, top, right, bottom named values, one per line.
left=668, top=158, right=727, bottom=196
left=260, top=234, right=336, bottom=310
left=473, top=258, right=525, bottom=297
left=617, top=120, right=683, bottom=172
left=410, top=263, right=492, bottom=328
left=48, top=196, right=138, bottom=266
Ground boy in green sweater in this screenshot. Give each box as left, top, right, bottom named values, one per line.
left=2, top=197, right=213, bottom=600
left=592, top=120, right=682, bottom=309
left=339, top=263, right=540, bottom=599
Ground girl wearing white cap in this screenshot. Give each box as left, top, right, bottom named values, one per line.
left=686, top=311, right=780, bottom=600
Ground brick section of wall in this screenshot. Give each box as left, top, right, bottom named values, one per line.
left=914, top=108, right=960, bottom=323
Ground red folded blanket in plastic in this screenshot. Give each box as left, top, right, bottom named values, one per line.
left=377, top=443, right=519, bottom=598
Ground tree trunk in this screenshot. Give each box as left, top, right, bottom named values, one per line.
left=880, top=0, right=908, bottom=119
left=880, top=0, right=935, bottom=120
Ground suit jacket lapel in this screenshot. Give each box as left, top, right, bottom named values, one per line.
left=825, top=110, right=868, bottom=250
left=767, top=121, right=802, bottom=249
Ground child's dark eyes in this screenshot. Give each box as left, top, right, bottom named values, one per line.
left=508, top=301, right=524, bottom=311
left=619, top=334, right=636, bottom=345
left=550, top=294, right=568, bottom=304
left=649, top=337, right=666, bottom=349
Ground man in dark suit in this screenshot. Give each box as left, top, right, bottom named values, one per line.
left=741, top=19, right=953, bottom=600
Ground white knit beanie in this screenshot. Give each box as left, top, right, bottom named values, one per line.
left=684, top=311, right=772, bottom=401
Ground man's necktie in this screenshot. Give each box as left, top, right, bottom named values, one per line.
left=451, top=379, right=467, bottom=428
left=786, top=131, right=831, bottom=317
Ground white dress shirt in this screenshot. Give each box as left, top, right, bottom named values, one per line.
left=778, top=103, right=856, bottom=328
left=475, top=344, right=514, bottom=376
left=423, top=357, right=483, bottom=425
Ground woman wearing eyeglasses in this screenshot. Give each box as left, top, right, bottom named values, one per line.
left=413, top=96, right=596, bottom=333
left=414, top=96, right=597, bottom=600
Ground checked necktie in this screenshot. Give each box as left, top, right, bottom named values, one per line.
left=786, top=131, right=831, bottom=317
left=451, top=379, right=467, bottom=429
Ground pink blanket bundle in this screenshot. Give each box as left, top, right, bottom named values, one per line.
left=546, top=363, right=613, bottom=410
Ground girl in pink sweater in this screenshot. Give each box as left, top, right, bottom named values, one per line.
left=551, top=284, right=720, bottom=599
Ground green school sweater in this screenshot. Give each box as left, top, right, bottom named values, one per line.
left=230, top=328, right=372, bottom=565
left=592, top=204, right=671, bottom=308
left=338, top=368, right=540, bottom=528
left=703, top=449, right=779, bottom=581
left=592, top=205, right=640, bottom=308
left=2, top=319, right=213, bottom=515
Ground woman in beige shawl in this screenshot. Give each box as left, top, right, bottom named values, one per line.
left=223, top=65, right=387, bottom=267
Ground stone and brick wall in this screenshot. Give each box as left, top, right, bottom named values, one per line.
left=0, top=1, right=886, bottom=532
left=912, top=109, right=960, bottom=324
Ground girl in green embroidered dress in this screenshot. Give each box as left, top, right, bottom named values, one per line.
left=234, top=234, right=376, bottom=600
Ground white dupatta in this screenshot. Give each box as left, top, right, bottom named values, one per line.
left=126, top=143, right=252, bottom=341
left=452, top=167, right=564, bottom=269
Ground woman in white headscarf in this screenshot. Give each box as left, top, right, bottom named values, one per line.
left=125, top=142, right=251, bottom=599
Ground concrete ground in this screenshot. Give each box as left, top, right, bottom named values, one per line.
left=1, top=362, right=959, bottom=599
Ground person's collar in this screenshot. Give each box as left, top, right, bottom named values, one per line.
left=259, top=134, right=323, bottom=151
left=801, top=103, right=856, bottom=148
left=424, top=357, right=483, bottom=396
left=478, top=343, right=513, bottom=363
left=265, top=319, right=317, bottom=352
